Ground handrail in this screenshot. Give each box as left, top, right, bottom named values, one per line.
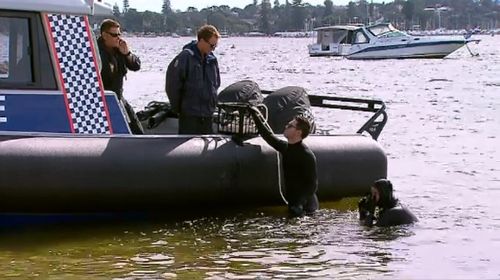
left=262, top=90, right=387, bottom=140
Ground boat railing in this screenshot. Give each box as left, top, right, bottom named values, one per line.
left=262, top=91, right=387, bottom=140
left=310, top=95, right=387, bottom=140
left=136, top=94, right=387, bottom=140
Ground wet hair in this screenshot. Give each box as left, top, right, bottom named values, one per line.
left=100, top=19, right=120, bottom=34
left=294, top=115, right=311, bottom=139
left=197, top=25, right=221, bottom=41
left=374, top=179, right=398, bottom=209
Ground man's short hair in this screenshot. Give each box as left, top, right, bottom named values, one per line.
left=197, top=25, right=221, bottom=41
left=100, top=19, right=120, bottom=34
left=294, top=115, right=311, bottom=139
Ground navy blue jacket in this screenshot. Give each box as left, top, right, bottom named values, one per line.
left=165, top=41, right=220, bottom=117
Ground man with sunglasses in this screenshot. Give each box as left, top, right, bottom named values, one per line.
left=97, top=19, right=143, bottom=134
left=249, top=108, right=319, bottom=217
left=166, top=25, right=221, bottom=134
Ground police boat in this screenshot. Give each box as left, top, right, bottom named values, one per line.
left=0, top=0, right=387, bottom=213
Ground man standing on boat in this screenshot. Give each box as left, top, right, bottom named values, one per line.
left=165, top=25, right=221, bottom=134
left=97, top=19, right=143, bottom=134
left=248, top=107, right=319, bottom=217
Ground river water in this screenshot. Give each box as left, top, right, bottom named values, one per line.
left=1, top=36, right=499, bottom=279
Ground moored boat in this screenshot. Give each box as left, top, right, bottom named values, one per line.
left=308, top=23, right=480, bottom=59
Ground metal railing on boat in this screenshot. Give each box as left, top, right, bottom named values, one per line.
left=262, top=90, right=387, bottom=140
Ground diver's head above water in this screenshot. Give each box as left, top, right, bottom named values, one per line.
left=372, top=179, right=398, bottom=209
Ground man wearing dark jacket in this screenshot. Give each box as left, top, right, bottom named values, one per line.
left=249, top=107, right=319, bottom=217
left=97, top=19, right=143, bottom=134
left=165, top=25, right=221, bottom=134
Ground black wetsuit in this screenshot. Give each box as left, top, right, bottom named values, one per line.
left=251, top=112, right=319, bottom=216
left=376, top=205, right=418, bottom=226
left=359, top=196, right=418, bottom=227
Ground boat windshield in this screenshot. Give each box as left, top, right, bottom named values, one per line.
left=368, top=24, right=397, bottom=36
left=378, top=30, right=407, bottom=38
left=317, top=29, right=350, bottom=44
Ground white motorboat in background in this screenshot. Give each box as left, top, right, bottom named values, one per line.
left=308, top=23, right=480, bottom=59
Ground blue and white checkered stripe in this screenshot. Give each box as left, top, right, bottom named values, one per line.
left=47, top=14, right=111, bottom=134
left=0, top=95, right=6, bottom=124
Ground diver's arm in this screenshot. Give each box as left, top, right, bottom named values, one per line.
left=358, top=196, right=376, bottom=226
left=249, top=107, right=287, bottom=152
left=363, top=213, right=375, bottom=227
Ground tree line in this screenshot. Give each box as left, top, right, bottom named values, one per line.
left=91, top=0, right=500, bottom=35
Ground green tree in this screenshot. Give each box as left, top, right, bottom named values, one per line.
left=369, top=0, right=375, bottom=20
left=164, top=12, right=179, bottom=33
left=260, top=0, right=272, bottom=34
left=241, top=3, right=259, bottom=19
left=113, top=3, right=121, bottom=17
left=324, top=0, right=333, bottom=17
left=91, top=0, right=498, bottom=36
left=291, top=0, right=306, bottom=30
left=321, top=0, right=334, bottom=25
left=359, top=0, right=369, bottom=23
left=402, top=0, right=415, bottom=28
left=142, top=10, right=164, bottom=33
left=123, top=0, right=129, bottom=13
left=162, top=0, right=172, bottom=15
left=284, top=0, right=291, bottom=30
left=347, top=1, right=358, bottom=23
left=123, top=8, right=141, bottom=32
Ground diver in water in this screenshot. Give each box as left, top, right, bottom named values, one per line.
left=248, top=106, right=318, bottom=217
left=358, top=179, right=418, bottom=227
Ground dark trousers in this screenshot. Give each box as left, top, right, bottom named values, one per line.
left=122, top=98, right=144, bottom=134
left=178, top=115, right=214, bottom=134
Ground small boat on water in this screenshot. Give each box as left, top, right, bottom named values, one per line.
left=308, top=23, right=479, bottom=59
left=0, top=0, right=388, bottom=214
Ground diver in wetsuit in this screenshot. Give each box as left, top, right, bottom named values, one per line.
left=358, top=179, right=418, bottom=227
left=248, top=107, right=318, bottom=217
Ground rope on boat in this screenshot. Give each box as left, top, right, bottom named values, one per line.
left=252, top=106, right=288, bottom=205
left=276, top=151, right=288, bottom=205
left=465, top=40, right=480, bottom=57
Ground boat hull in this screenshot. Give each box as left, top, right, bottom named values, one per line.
left=347, top=40, right=466, bottom=59
left=0, top=134, right=387, bottom=213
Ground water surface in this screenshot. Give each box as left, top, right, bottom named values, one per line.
left=1, top=35, right=499, bottom=279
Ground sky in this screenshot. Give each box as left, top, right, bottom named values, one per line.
left=125, top=0, right=378, bottom=13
